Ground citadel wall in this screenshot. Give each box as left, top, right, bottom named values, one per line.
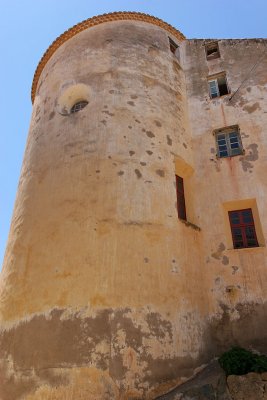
left=0, top=13, right=266, bottom=400
left=182, top=38, right=267, bottom=352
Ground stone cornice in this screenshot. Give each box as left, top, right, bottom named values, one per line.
left=31, top=11, right=185, bottom=103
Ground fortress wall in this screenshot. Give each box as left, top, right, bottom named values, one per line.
left=182, top=38, right=267, bottom=354
left=0, top=21, right=207, bottom=399
left=1, top=18, right=266, bottom=400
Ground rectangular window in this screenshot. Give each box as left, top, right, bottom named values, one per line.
left=229, top=209, right=259, bottom=249
left=208, top=74, right=229, bottom=98
left=176, top=175, right=186, bottom=220
left=215, top=126, right=243, bottom=158
left=206, top=42, right=220, bottom=60
left=169, top=37, right=178, bottom=54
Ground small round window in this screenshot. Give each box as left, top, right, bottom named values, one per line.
left=70, top=100, right=88, bottom=114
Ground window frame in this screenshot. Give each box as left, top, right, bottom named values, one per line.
left=209, top=79, right=219, bottom=98
left=169, top=37, right=178, bottom=54
left=208, top=73, right=230, bottom=98
left=205, top=42, right=220, bottom=60
left=176, top=175, right=187, bottom=221
left=70, top=100, right=88, bottom=114
left=229, top=208, right=259, bottom=249
left=214, top=126, right=243, bottom=158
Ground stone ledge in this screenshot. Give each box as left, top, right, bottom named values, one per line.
left=179, top=218, right=201, bottom=231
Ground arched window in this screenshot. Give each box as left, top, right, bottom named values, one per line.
left=70, top=100, right=88, bottom=113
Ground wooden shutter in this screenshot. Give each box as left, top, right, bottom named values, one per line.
left=229, top=209, right=258, bottom=248
left=176, top=175, right=187, bottom=221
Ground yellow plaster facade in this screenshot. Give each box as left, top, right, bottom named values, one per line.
left=0, top=12, right=266, bottom=400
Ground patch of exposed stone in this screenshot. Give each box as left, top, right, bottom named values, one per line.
left=156, top=361, right=267, bottom=400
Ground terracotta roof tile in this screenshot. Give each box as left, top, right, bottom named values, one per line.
left=31, top=11, right=185, bottom=103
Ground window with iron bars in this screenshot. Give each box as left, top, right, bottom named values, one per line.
left=215, top=126, right=243, bottom=158
left=70, top=100, right=88, bottom=114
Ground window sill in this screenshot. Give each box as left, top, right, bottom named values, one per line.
left=179, top=218, right=201, bottom=231
left=206, top=55, right=220, bottom=61
left=226, top=245, right=265, bottom=253
left=209, top=93, right=231, bottom=101
left=216, top=151, right=245, bottom=159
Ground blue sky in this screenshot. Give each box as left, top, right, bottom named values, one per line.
left=0, top=0, right=266, bottom=268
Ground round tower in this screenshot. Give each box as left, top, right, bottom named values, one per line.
left=0, top=13, right=207, bottom=399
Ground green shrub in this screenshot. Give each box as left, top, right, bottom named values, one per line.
left=219, top=347, right=267, bottom=376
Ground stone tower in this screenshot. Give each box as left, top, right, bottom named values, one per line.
left=0, top=12, right=267, bottom=400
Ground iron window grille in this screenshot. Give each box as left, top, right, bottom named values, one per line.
left=229, top=209, right=259, bottom=249
left=70, top=100, right=88, bottom=114
left=215, top=126, right=243, bottom=158
left=176, top=175, right=187, bottom=221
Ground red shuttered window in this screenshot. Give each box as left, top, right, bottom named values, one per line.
left=176, top=175, right=187, bottom=221
left=229, top=209, right=258, bottom=249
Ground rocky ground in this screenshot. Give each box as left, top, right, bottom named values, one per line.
left=156, top=361, right=267, bottom=400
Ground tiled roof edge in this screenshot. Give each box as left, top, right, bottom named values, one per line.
left=31, top=11, right=185, bottom=102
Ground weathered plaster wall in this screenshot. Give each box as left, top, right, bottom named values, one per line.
left=181, top=39, right=267, bottom=354
left=0, top=21, right=267, bottom=399
left=0, top=21, right=207, bottom=399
